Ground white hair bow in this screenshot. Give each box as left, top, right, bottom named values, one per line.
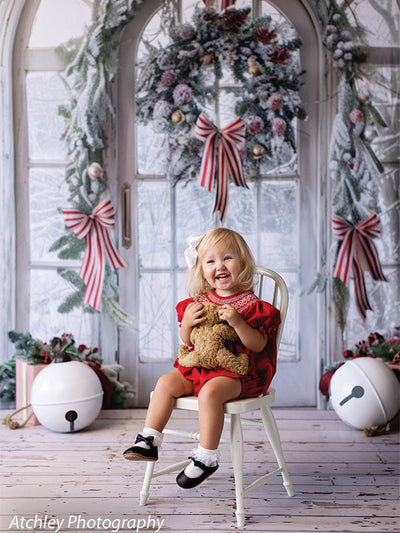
left=184, top=234, right=204, bottom=268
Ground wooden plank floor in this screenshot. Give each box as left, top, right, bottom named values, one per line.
left=1, top=408, right=399, bottom=533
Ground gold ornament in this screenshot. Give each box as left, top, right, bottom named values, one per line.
left=248, top=64, right=259, bottom=76
left=203, top=54, right=213, bottom=65
left=252, top=145, right=264, bottom=159
left=172, top=110, right=183, bottom=123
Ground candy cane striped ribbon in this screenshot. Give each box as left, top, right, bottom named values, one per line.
left=203, top=0, right=236, bottom=9
left=194, top=112, right=247, bottom=223
left=63, top=199, right=127, bottom=311
left=332, top=213, right=387, bottom=319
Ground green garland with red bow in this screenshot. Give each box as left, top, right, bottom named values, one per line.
left=322, top=1, right=389, bottom=327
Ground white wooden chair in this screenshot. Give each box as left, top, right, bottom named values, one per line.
left=139, top=267, right=294, bottom=527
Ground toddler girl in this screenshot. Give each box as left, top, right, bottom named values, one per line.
left=123, top=228, right=280, bottom=488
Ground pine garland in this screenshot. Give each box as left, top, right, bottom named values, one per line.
left=313, top=0, right=388, bottom=329
left=53, top=0, right=143, bottom=322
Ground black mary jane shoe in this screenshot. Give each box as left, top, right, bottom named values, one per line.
left=176, top=457, right=218, bottom=489
left=123, top=434, right=158, bottom=462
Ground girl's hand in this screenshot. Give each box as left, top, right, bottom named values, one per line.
left=218, top=304, right=242, bottom=328
left=180, top=302, right=206, bottom=346
left=182, top=302, right=206, bottom=328
left=219, top=304, right=268, bottom=353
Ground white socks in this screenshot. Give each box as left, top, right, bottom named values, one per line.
left=184, top=445, right=219, bottom=478
left=135, top=427, right=163, bottom=449
left=134, top=432, right=218, bottom=479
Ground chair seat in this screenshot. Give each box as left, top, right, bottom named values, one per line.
left=174, top=388, right=275, bottom=414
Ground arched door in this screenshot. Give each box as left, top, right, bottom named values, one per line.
left=117, top=0, right=322, bottom=406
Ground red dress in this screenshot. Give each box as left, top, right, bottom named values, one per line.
left=174, top=290, right=281, bottom=399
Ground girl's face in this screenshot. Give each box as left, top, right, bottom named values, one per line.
left=201, top=241, right=242, bottom=296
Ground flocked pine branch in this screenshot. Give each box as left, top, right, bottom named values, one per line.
left=51, top=0, right=143, bottom=324
left=307, top=0, right=391, bottom=331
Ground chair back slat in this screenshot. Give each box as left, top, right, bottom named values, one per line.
left=255, top=267, right=288, bottom=351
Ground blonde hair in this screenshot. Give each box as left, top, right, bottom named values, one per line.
left=187, top=228, right=256, bottom=296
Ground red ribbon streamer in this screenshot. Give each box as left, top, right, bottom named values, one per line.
left=63, top=199, right=127, bottom=311
left=195, top=112, right=247, bottom=223
left=332, top=213, right=387, bottom=319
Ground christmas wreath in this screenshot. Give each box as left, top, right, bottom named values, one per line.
left=136, top=5, right=307, bottom=189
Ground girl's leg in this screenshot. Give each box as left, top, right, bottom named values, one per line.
left=124, top=369, right=193, bottom=461
left=144, top=368, right=194, bottom=432
left=176, top=376, right=241, bottom=487
left=197, top=376, right=242, bottom=449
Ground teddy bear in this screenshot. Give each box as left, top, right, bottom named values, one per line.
left=178, top=302, right=249, bottom=375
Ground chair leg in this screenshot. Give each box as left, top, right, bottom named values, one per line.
left=139, top=461, right=156, bottom=506
left=230, top=414, right=245, bottom=528
left=260, top=405, right=294, bottom=497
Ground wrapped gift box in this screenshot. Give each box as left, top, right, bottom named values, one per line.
left=16, top=359, right=47, bottom=425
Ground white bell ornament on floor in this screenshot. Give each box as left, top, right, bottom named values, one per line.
left=329, top=357, right=400, bottom=430
left=31, top=360, right=103, bottom=432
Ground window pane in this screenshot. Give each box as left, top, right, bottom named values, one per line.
left=26, top=72, right=69, bottom=160
left=139, top=272, right=173, bottom=361
left=29, top=0, right=92, bottom=48
left=258, top=148, right=298, bottom=175
left=344, top=266, right=399, bottom=349
left=377, top=166, right=399, bottom=265
left=261, top=0, right=297, bottom=35
left=30, top=168, right=69, bottom=262
left=364, top=67, right=399, bottom=163
left=280, top=272, right=298, bottom=361
left=346, top=0, right=399, bottom=47
left=137, top=9, right=168, bottom=55
left=182, top=0, right=200, bottom=22
left=177, top=270, right=190, bottom=305
left=137, top=123, right=168, bottom=175
left=224, top=181, right=257, bottom=258
left=138, top=180, right=171, bottom=268
left=361, top=67, right=399, bottom=267
left=30, top=269, right=98, bottom=345
left=175, top=180, right=216, bottom=269
left=259, top=181, right=298, bottom=269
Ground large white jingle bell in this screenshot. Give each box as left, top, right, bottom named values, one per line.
left=31, top=361, right=103, bottom=432
left=329, top=357, right=400, bottom=430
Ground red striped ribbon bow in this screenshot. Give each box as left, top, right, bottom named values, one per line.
left=332, top=213, right=387, bottom=319
left=203, top=0, right=236, bottom=9
left=63, top=199, right=127, bottom=311
left=195, top=112, right=247, bottom=223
